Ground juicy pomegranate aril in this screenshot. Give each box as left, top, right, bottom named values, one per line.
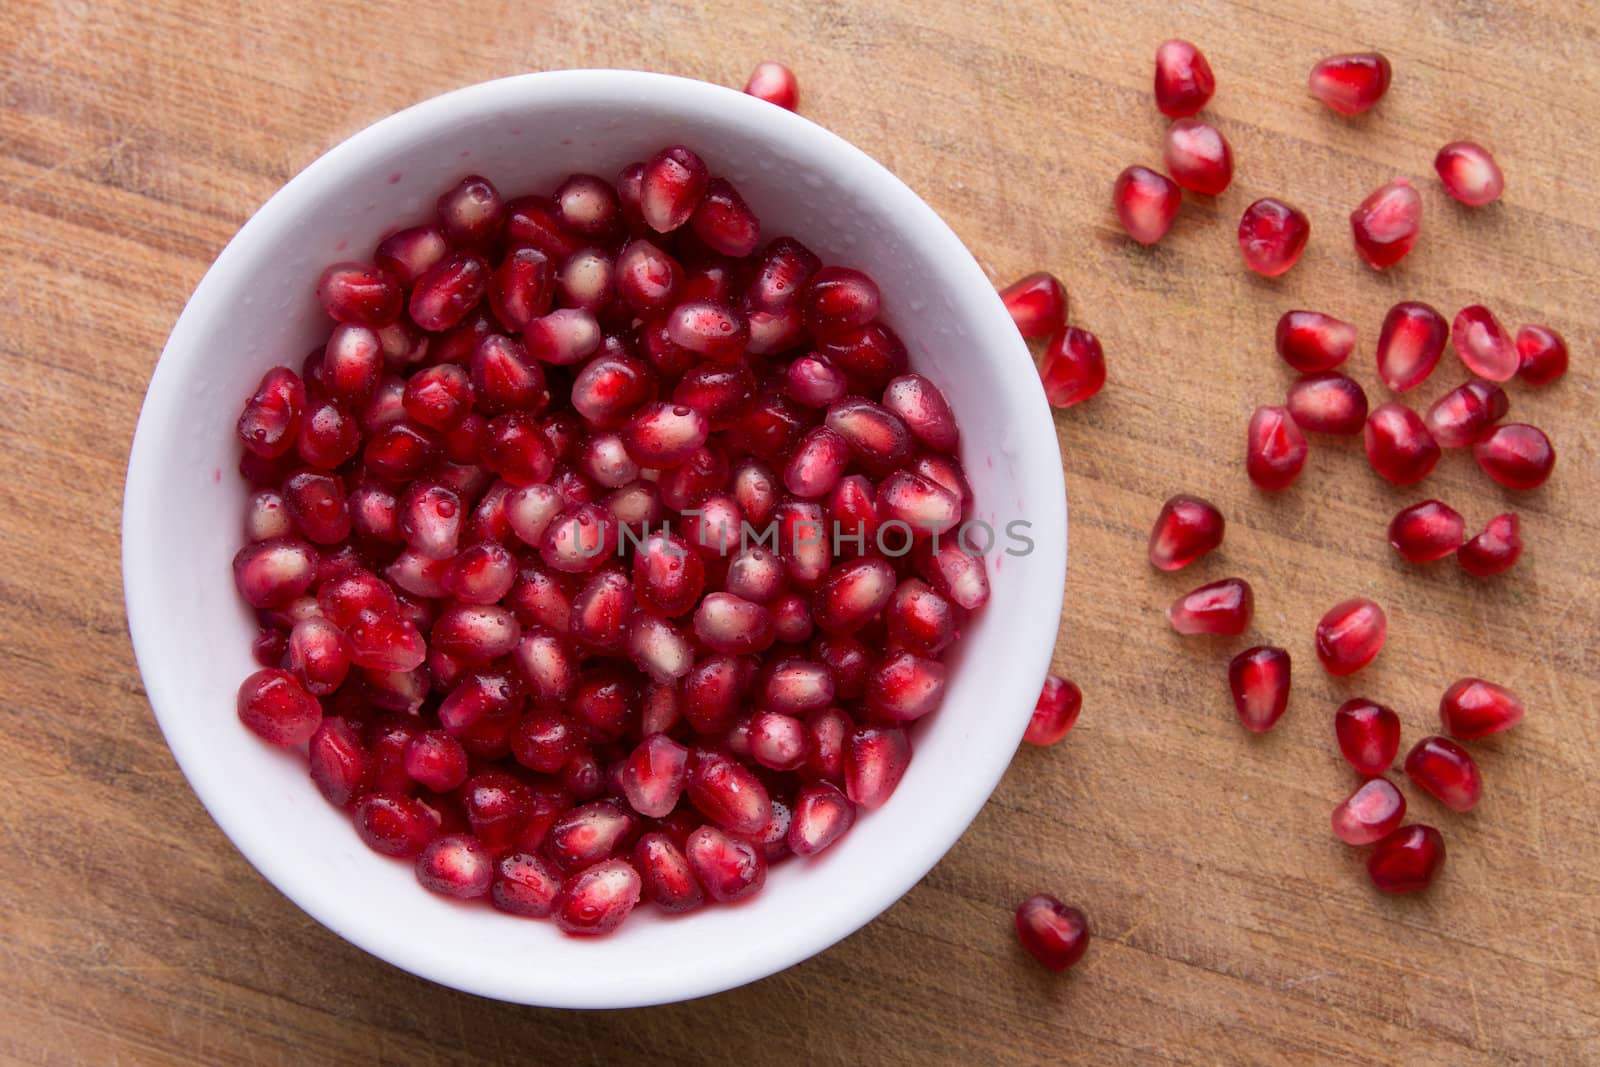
left=1153, top=39, right=1215, bottom=118
left=1039, top=327, right=1106, bottom=408
left=1228, top=646, right=1290, bottom=733
left=1388, top=500, right=1464, bottom=563
left=1435, top=142, right=1504, bottom=207
left=1246, top=405, right=1308, bottom=491
left=1425, top=379, right=1507, bottom=448
left=1308, top=52, right=1392, bottom=115
left=1474, top=424, right=1555, bottom=490
left=1016, top=895, right=1091, bottom=972
left=1163, top=119, right=1233, bottom=195
left=1315, top=598, right=1386, bottom=676
left=1368, top=825, right=1446, bottom=893
left=1331, top=778, right=1406, bottom=846
left=1113, top=166, right=1181, bottom=245
left=1458, top=513, right=1522, bottom=577
left=1440, top=678, right=1524, bottom=739
left=1452, top=305, right=1519, bottom=382
left=1168, top=578, right=1253, bottom=636
left=1276, top=310, right=1357, bottom=373
left=1364, top=402, right=1440, bottom=485
left=1147, top=495, right=1224, bottom=571
left=1026, top=674, right=1082, bottom=745
left=1404, top=736, right=1482, bottom=812
left=1335, top=699, right=1401, bottom=775
left=1515, top=325, right=1567, bottom=386
left=1238, top=199, right=1310, bottom=277
left=744, top=61, right=799, bottom=110
left=999, top=272, right=1067, bottom=339
left=1349, top=179, right=1421, bottom=269
left=1375, top=301, right=1448, bottom=393
left=1287, top=373, right=1368, bottom=436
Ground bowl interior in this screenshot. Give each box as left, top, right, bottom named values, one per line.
left=123, top=71, right=1066, bottom=1007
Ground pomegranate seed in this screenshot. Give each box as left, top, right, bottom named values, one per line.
left=552, top=173, right=620, bottom=239
left=844, top=725, right=910, bottom=810
left=686, top=749, right=772, bottom=834
left=1389, top=500, right=1465, bottom=562
left=724, top=544, right=786, bottom=604
left=865, top=650, right=948, bottom=723
left=690, top=178, right=760, bottom=257
left=386, top=548, right=450, bottom=599
left=402, top=364, right=473, bottom=431
left=626, top=833, right=701, bottom=914
left=375, top=224, right=448, bottom=286
left=744, top=61, right=798, bottom=109
left=1434, top=141, right=1504, bottom=207
left=462, top=770, right=535, bottom=851
left=510, top=705, right=577, bottom=773
left=693, top=592, right=776, bottom=655
left=749, top=709, right=810, bottom=771
left=553, top=858, right=642, bottom=935
left=540, top=502, right=617, bottom=573
left=1163, top=119, right=1232, bottom=195
left=1451, top=305, right=1519, bottom=382
left=554, top=248, right=616, bottom=310
left=1364, top=402, right=1440, bottom=485
left=762, top=658, right=836, bottom=716
left=1237, top=198, right=1310, bottom=277
left=1349, top=178, right=1421, bottom=270
left=1440, top=678, right=1524, bottom=740
left=398, top=481, right=461, bottom=561
left=1314, top=598, right=1386, bottom=676
left=1167, top=578, right=1252, bottom=636
left=1147, top=495, right=1224, bottom=571
left=1425, top=379, right=1508, bottom=448
left=882, top=373, right=959, bottom=453
left=1336, top=699, right=1402, bottom=776
left=815, top=321, right=908, bottom=390
left=1458, top=513, right=1522, bottom=577
left=404, top=730, right=469, bottom=792
left=799, top=267, right=877, bottom=339
left=354, top=793, right=441, bottom=858
left=1287, top=372, right=1368, bottom=435
left=813, top=557, right=896, bottom=635
left=232, top=540, right=317, bottom=610
left=281, top=470, right=351, bottom=545
left=1308, top=52, right=1391, bottom=115
left=237, top=367, right=306, bottom=458
left=1276, top=310, right=1356, bottom=373
left=1025, top=675, right=1082, bottom=745
left=415, top=834, right=493, bottom=899
left=1405, top=736, right=1482, bottom=812
left=1228, top=646, right=1290, bottom=733
left=801, top=706, right=852, bottom=782
left=244, top=489, right=293, bottom=543
left=1368, top=825, right=1445, bottom=893
left=1331, top=778, right=1406, bottom=846
left=547, top=801, right=637, bottom=871
left=436, top=174, right=503, bottom=246
left=1015, top=895, right=1090, bottom=972
left=886, top=578, right=956, bottom=656
left=431, top=604, right=520, bottom=664
left=787, top=781, right=855, bottom=856
left=287, top=617, right=349, bottom=696
left=640, top=146, right=708, bottom=234
left=1153, top=39, right=1214, bottom=117
left=1246, top=405, right=1308, bottom=491
left=409, top=252, right=487, bottom=332
left=632, top=531, right=706, bottom=618
left=471, top=335, right=547, bottom=416
left=1474, top=424, right=1555, bottom=490
left=771, top=592, right=814, bottom=644
left=783, top=426, right=850, bottom=498
left=998, top=272, right=1067, bottom=339
left=1113, top=166, right=1180, bottom=245
left=1039, top=327, right=1106, bottom=408
left=317, top=262, right=401, bottom=328
left=684, top=825, right=766, bottom=903
left=491, top=851, right=562, bottom=918
left=524, top=308, right=602, bottom=366
left=308, top=717, right=368, bottom=806
left=1515, top=324, right=1567, bottom=386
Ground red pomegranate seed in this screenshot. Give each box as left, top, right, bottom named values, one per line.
left=237, top=668, right=321, bottom=745
left=402, top=364, right=472, bottom=431
left=771, top=592, right=814, bottom=643
left=1147, top=495, right=1224, bottom=571
left=1246, top=405, right=1308, bottom=491
left=554, top=248, right=616, bottom=310
left=914, top=539, right=990, bottom=611
left=294, top=395, right=360, bottom=470
left=551, top=173, right=620, bottom=239
left=1335, top=699, right=1401, bottom=776
left=631, top=833, right=703, bottom=913
left=1368, top=825, right=1445, bottom=893
left=547, top=800, right=637, bottom=871
left=1238, top=198, right=1310, bottom=277
left=282, top=470, right=351, bottom=545
left=632, top=531, right=705, bottom=618
left=1331, top=778, right=1406, bottom=846
left=1168, top=577, right=1252, bottom=636
left=686, top=178, right=758, bottom=258
left=1113, top=166, right=1181, bottom=245
left=623, top=401, right=710, bottom=469
left=288, top=617, right=349, bottom=695
left=744, top=61, right=799, bottom=110
left=787, top=781, right=856, bottom=856
left=1424, top=379, right=1508, bottom=448
left=685, top=825, right=766, bottom=903
left=409, top=252, right=487, bottom=332
left=1349, top=179, right=1421, bottom=270
left=797, top=267, right=878, bottom=339
left=237, top=367, right=305, bottom=458
left=345, top=609, right=427, bottom=672
left=553, top=858, right=642, bottom=935
left=354, top=793, right=440, bottom=858
left=1515, top=324, right=1567, bottom=386
left=783, top=426, right=850, bottom=498
left=1474, top=424, right=1555, bottom=490
left=1015, top=895, right=1090, bottom=972
left=1228, top=646, right=1290, bottom=733
left=1025, top=675, right=1082, bottom=746
left=404, top=730, right=469, bottom=792
left=436, top=174, right=503, bottom=247
left=693, top=592, right=776, bottom=656
left=665, top=300, right=749, bottom=363
left=686, top=749, right=772, bottom=835
left=1287, top=372, right=1368, bottom=435
left=1404, top=736, right=1482, bottom=812
left=491, top=851, right=562, bottom=918
left=524, top=308, right=602, bottom=366
left=1039, top=327, right=1106, bottom=408
left=844, top=726, right=910, bottom=810
left=762, top=657, right=836, bottom=713
left=1434, top=141, right=1504, bottom=207
left=1388, top=500, right=1465, bottom=563
left=317, top=262, right=401, bottom=327
left=308, top=717, right=368, bottom=806
left=1315, top=598, right=1386, bottom=676
left=1163, top=119, right=1232, bottom=195
left=1308, top=52, right=1391, bottom=115
left=540, top=502, right=617, bottom=573
left=886, top=578, right=956, bottom=656
left=446, top=536, right=519, bottom=604
left=415, top=834, right=493, bottom=899
left=398, top=481, right=461, bottom=561
left=998, top=272, right=1067, bottom=339
left=1458, top=513, right=1521, bottom=577
left=244, top=489, right=293, bottom=543
left=640, top=146, right=708, bottom=234
left=1364, top=402, right=1440, bottom=485
left=882, top=373, right=959, bottom=453
left=374, top=224, right=448, bottom=286
left=1153, top=39, right=1214, bottom=117
left=1275, top=310, right=1356, bottom=373
left=1441, top=678, right=1524, bottom=739
left=801, top=706, right=851, bottom=782
left=865, top=650, right=948, bottom=723
left=813, top=557, right=896, bottom=635
left=1452, top=305, right=1519, bottom=382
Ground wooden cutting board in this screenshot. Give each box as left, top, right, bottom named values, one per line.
left=2, top=0, right=1596, bottom=1061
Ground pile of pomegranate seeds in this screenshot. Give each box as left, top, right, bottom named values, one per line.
left=233, top=145, right=992, bottom=934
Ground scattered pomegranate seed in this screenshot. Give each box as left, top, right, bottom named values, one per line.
left=1025, top=675, right=1082, bottom=745
left=1113, top=166, right=1181, bottom=246
left=1238, top=199, right=1310, bottom=277
left=1404, top=736, right=1482, bottom=812
left=1163, top=119, right=1233, bottom=195
left=1514, top=325, right=1567, bottom=386
left=744, top=61, right=799, bottom=110
left=1147, top=495, right=1225, bottom=571
left=1458, top=513, right=1522, bottom=577
left=1388, top=500, right=1465, bottom=563
left=1331, top=778, right=1406, bottom=846
left=1153, top=39, right=1215, bottom=118
left=1440, top=678, right=1524, bottom=740
left=1015, top=895, right=1090, bottom=972
left=1275, top=310, right=1357, bottom=373
left=1349, top=179, right=1421, bottom=270
left=1424, top=379, right=1508, bottom=448
left=1434, top=142, right=1504, bottom=207
left=1228, top=646, right=1290, bottom=733
left=1335, top=699, right=1401, bottom=775
left=1364, top=402, right=1440, bottom=485
left=1039, top=327, right=1106, bottom=408
left=999, top=272, right=1068, bottom=339
left=1287, top=372, right=1368, bottom=435
left=1246, top=405, right=1308, bottom=491
left=1474, top=424, right=1555, bottom=490
left=1451, top=305, right=1519, bottom=381
left=1368, top=825, right=1445, bottom=893
left=1168, top=578, right=1253, bottom=636
left=1314, top=598, right=1386, bottom=676
left=1308, top=53, right=1392, bottom=115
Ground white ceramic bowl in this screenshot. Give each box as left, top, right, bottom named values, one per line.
left=123, top=70, right=1067, bottom=1008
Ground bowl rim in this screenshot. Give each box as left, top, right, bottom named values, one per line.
left=122, top=68, right=1067, bottom=1007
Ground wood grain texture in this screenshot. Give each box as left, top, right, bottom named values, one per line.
left=2, top=0, right=1597, bottom=1062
